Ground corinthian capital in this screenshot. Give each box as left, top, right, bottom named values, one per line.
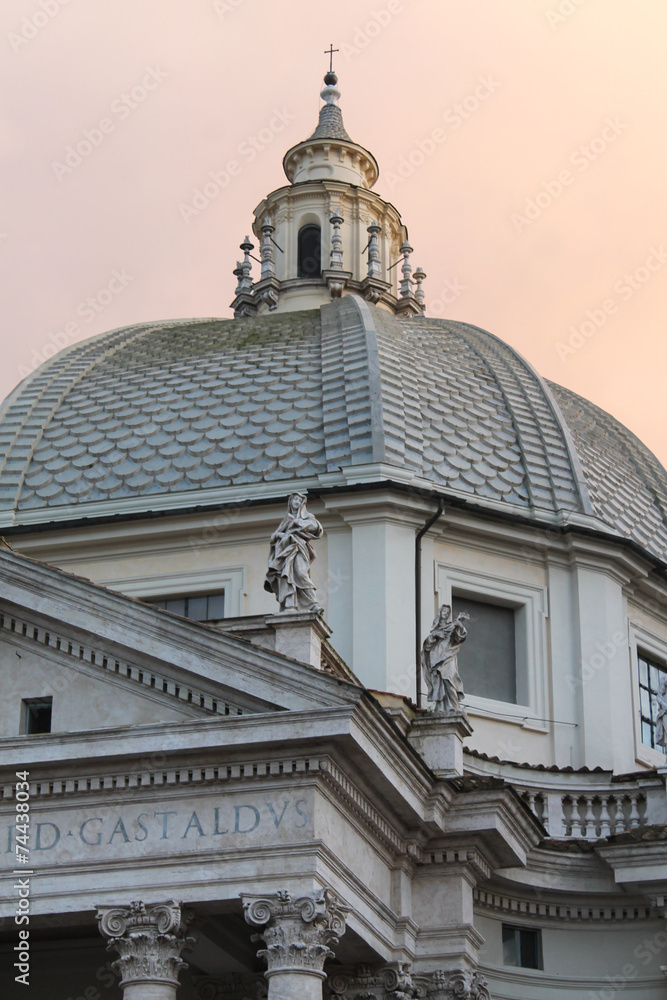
left=242, top=888, right=348, bottom=976
left=95, top=899, right=194, bottom=991
left=417, top=969, right=490, bottom=1000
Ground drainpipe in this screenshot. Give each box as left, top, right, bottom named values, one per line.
left=415, top=497, right=445, bottom=708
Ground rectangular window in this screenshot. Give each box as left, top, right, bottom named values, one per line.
left=502, top=924, right=542, bottom=969
left=452, top=596, right=517, bottom=703
left=638, top=652, right=667, bottom=750
left=22, top=698, right=53, bottom=735
left=151, top=592, right=225, bottom=622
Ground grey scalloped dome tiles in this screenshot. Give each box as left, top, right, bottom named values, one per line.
left=1, top=298, right=666, bottom=563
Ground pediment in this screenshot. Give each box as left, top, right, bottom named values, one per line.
left=0, top=546, right=358, bottom=739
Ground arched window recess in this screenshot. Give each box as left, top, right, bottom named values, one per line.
left=297, top=224, right=322, bottom=278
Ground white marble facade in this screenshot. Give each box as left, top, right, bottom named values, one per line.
left=1, top=70, right=667, bottom=999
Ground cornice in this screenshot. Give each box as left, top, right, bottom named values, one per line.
left=0, top=604, right=252, bottom=718
left=0, top=547, right=359, bottom=713
left=479, top=963, right=667, bottom=989
left=474, top=886, right=657, bottom=923
left=0, top=704, right=362, bottom=772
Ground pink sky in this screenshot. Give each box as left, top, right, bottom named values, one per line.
left=2, top=0, right=666, bottom=466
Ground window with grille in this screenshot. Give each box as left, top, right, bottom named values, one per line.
left=452, top=595, right=517, bottom=703
left=638, top=652, right=667, bottom=750
left=151, top=593, right=225, bottom=622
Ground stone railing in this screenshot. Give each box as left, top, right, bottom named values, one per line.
left=464, top=755, right=667, bottom=841
left=517, top=784, right=650, bottom=839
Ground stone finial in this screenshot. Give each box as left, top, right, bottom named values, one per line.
left=256, top=220, right=280, bottom=310
left=240, top=236, right=254, bottom=291
left=232, top=236, right=258, bottom=317
left=329, top=212, right=344, bottom=270
left=95, top=899, right=194, bottom=994
left=421, top=604, right=469, bottom=714
left=233, top=262, right=244, bottom=296
left=242, top=888, right=348, bottom=976
left=399, top=240, right=414, bottom=298
left=264, top=493, right=323, bottom=613
left=413, top=266, right=426, bottom=311
left=367, top=223, right=382, bottom=280
left=260, top=221, right=276, bottom=280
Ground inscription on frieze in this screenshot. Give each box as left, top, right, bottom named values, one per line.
left=0, top=790, right=311, bottom=866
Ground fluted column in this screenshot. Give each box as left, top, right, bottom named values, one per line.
left=242, top=889, right=348, bottom=1000
left=96, top=899, right=194, bottom=1000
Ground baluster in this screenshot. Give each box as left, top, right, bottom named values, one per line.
left=629, top=794, right=641, bottom=829
left=599, top=796, right=612, bottom=837
left=540, top=794, right=550, bottom=835
left=561, top=795, right=571, bottom=837
left=615, top=796, right=627, bottom=833
left=570, top=797, right=585, bottom=838
left=584, top=796, right=597, bottom=839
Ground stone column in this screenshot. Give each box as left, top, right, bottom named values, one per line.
left=242, top=889, right=348, bottom=1000
left=96, top=899, right=194, bottom=1000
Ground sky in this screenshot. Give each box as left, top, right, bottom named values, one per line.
left=1, top=0, right=666, bottom=466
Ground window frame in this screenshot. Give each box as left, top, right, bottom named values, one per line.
left=151, top=592, right=226, bottom=622
left=502, top=923, right=543, bottom=970
left=436, top=563, right=549, bottom=731
left=628, top=619, right=667, bottom=766
left=297, top=223, right=322, bottom=279
left=103, top=566, right=246, bottom=618
left=21, top=696, right=53, bottom=735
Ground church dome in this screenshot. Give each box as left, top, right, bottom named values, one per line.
left=1, top=295, right=666, bottom=565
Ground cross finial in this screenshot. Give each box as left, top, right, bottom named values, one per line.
left=324, top=43, right=339, bottom=73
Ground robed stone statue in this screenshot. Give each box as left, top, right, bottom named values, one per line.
left=264, top=493, right=324, bottom=612
left=421, top=604, right=470, bottom=713
left=656, top=675, right=667, bottom=751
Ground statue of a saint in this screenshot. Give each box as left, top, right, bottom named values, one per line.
left=264, top=493, right=324, bottom=612
left=421, top=604, right=470, bottom=713
left=655, top=675, right=667, bottom=751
